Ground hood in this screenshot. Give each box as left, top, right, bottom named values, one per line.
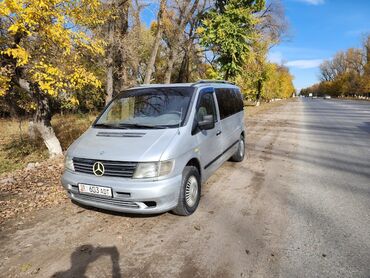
left=68, top=127, right=179, bottom=162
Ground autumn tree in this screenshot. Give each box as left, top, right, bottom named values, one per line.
left=319, top=60, right=336, bottom=82
left=361, top=35, right=370, bottom=93
left=104, top=0, right=130, bottom=104
left=144, top=0, right=167, bottom=84
left=230, top=0, right=288, bottom=104
left=198, top=0, right=265, bottom=80
left=175, top=0, right=209, bottom=83
left=162, top=0, right=200, bottom=83
left=314, top=37, right=370, bottom=98
left=0, top=0, right=107, bottom=156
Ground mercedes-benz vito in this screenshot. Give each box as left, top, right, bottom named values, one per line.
left=62, top=81, right=245, bottom=216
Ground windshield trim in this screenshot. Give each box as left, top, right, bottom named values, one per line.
left=92, top=86, right=196, bottom=130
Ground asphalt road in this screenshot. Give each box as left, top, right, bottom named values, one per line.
left=278, top=98, right=370, bottom=277
left=1, top=99, right=369, bottom=277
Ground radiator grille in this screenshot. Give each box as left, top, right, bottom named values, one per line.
left=73, top=157, right=137, bottom=178
left=71, top=192, right=140, bottom=208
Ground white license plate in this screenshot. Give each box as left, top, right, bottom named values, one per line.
left=78, top=184, right=112, bottom=197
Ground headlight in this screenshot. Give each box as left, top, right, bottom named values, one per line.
left=133, top=160, right=174, bottom=179
left=64, top=155, right=74, bottom=171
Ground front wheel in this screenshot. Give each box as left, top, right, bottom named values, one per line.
left=172, top=166, right=201, bottom=216
left=230, top=135, right=245, bottom=162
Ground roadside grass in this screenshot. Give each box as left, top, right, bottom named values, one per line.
left=0, top=120, right=46, bottom=174
left=52, top=113, right=96, bottom=150
left=245, top=98, right=292, bottom=118
left=0, top=114, right=96, bottom=175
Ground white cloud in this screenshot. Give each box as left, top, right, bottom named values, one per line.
left=285, top=59, right=323, bottom=69
left=296, top=0, right=325, bottom=5
left=268, top=51, right=283, bottom=64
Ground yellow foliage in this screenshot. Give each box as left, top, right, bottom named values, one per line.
left=263, top=64, right=295, bottom=99
left=0, top=76, right=11, bottom=97
left=30, top=59, right=101, bottom=101
left=69, top=96, right=79, bottom=106
left=236, top=59, right=294, bottom=101
left=30, top=102, right=37, bottom=110
left=0, top=0, right=22, bottom=15
left=0, top=65, right=12, bottom=96
left=0, top=0, right=107, bottom=108
left=1, top=46, right=29, bottom=66
left=196, top=27, right=205, bottom=34
left=205, top=65, right=222, bottom=80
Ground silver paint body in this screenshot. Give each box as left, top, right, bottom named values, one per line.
left=61, top=83, right=245, bottom=214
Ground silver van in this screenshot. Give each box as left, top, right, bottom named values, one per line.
left=62, top=81, right=245, bottom=216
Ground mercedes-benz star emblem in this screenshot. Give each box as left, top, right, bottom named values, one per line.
left=93, top=162, right=105, bottom=176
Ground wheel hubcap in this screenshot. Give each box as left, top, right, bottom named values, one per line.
left=185, top=176, right=198, bottom=207
left=239, top=139, right=245, bottom=157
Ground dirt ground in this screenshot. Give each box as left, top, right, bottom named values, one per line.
left=0, top=99, right=297, bottom=278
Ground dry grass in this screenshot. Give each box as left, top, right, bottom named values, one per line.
left=52, top=113, right=97, bottom=150
left=0, top=120, right=47, bottom=174
left=0, top=114, right=96, bottom=175
left=245, top=98, right=293, bottom=118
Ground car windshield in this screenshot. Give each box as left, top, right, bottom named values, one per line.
left=94, top=87, right=194, bottom=129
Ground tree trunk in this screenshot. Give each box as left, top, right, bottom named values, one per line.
left=28, top=121, right=37, bottom=140
left=4, top=31, right=62, bottom=156
left=144, top=0, right=166, bottom=84
left=224, top=68, right=230, bottom=81
left=114, top=0, right=130, bottom=92
left=35, top=121, right=63, bottom=157
left=106, top=64, right=114, bottom=105
left=106, top=18, right=115, bottom=105
left=144, top=28, right=162, bottom=84
left=163, top=0, right=199, bottom=84
left=106, top=0, right=130, bottom=103
left=177, top=50, right=190, bottom=83
left=33, top=95, right=62, bottom=157
left=164, top=47, right=177, bottom=84
left=177, top=22, right=195, bottom=83
left=15, top=78, right=62, bottom=156
left=255, top=79, right=262, bottom=106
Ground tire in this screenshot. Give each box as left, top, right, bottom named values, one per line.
left=172, top=166, right=201, bottom=216
left=230, top=135, right=245, bottom=162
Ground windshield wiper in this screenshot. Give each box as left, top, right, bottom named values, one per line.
left=118, top=123, right=168, bottom=129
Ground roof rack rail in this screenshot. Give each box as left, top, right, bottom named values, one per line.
left=193, top=80, right=235, bottom=85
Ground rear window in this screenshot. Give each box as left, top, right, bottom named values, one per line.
left=215, top=88, right=243, bottom=119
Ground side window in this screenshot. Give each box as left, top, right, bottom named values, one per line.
left=196, top=93, right=216, bottom=122
left=216, top=88, right=243, bottom=119
left=215, top=88, right=232, bottom=119
left=232, top=89, right=244, bottom=112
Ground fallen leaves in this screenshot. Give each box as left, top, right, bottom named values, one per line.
left=194, top=224, right=201, bottom=231
left=0, top=157, right=68, bottom=224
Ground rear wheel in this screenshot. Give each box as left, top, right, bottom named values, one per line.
left=173, top=166, right=201, bottom=216
left=230, top=135, right=245, bottom=162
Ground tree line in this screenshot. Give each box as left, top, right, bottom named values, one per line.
left=301, top=35, right=370, bottom=98
left=0, top=0, right=295, bottom=156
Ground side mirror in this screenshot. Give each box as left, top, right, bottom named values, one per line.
left=198, top=115, right=215, bottom=130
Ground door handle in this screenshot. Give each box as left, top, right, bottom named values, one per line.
left=216, top=130, right=222, bottom=136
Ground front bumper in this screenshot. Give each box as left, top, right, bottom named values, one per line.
left=61, top=170, right=182, bottom=214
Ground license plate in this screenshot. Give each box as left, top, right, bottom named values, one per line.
left=78, top=184, right=112, bottom=197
